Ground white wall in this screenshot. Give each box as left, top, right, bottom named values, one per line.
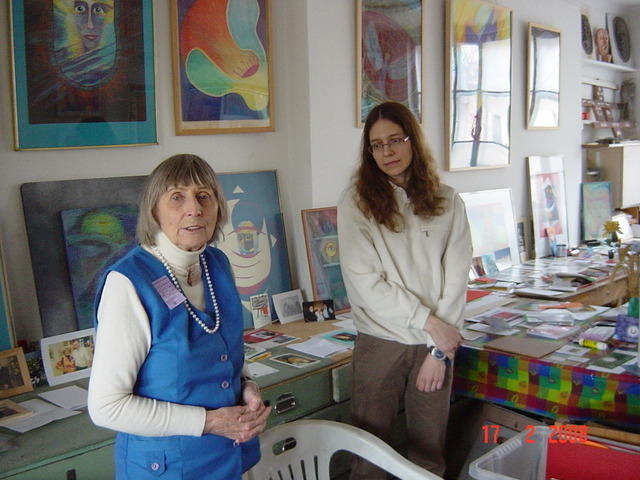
left=0, top=0, right=635, bottom=343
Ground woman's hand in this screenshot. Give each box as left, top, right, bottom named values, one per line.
left=203, top=381, right=271, bottom=442
left=423, top=314, right=461, bottom=359
left=415, top=354, right=446, bottom=392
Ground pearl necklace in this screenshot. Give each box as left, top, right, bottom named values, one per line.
left=152, top=246, right=221, bottom=334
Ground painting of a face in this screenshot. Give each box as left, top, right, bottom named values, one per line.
left=73, top=1, right=114, bottom=52
left=52, top=0, right=116, bottom=87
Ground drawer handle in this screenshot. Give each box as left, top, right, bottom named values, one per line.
left=67, top=469, right=77, bottom=480
left=274, top=393, right=297, bottom=414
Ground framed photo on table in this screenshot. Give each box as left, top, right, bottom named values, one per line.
left=170, top=0, right=274, bottom=134
left=9, top=0, right=157, bottom=150
left=356, top=0, right=423, bottom=126
left=301, top=208, right=350, bottom=313
left=0, top=347, right=32, bottom=399
left=445, top=0, right=512, bottom=171
left=40, top=328, right=95, bottom=386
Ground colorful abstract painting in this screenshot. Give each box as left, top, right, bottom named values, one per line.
left=357, top=0, right=422, bottom=125
left=460, top=189, right=519, bottom=277
left=581, top=182, right=613, bottom=241
left=61, top=205, right=138, bottom=330
left=171, top=0, right=273, bottom=134
left=528, top=156, right=569, bottom=258
left=446, top=0, right=512, bottom=170
left=10, top=0, right=156, bottom=149
left=301, top=208, right=350, bottom=313
left=214, top=171, right=291, bottom=328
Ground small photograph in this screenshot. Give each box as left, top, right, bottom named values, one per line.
left=302, top=299, right=336, bottom=322
left=322, top=330, right=357, bottom=348
left=471, top=256, right=486, bottom=277
left=0, top=399, right=33, bottom=426
left=270, top=353, right=320, bottom=369
left=40, top=328, right=95, bottom=386
left=272, top=289, right=304, bottom=324
left=0, top=347, right=33, bottom=399
left=243, top=328, right=281, bottom=344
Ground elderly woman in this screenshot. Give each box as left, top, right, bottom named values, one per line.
left=88, top=154, right=270, bottom=479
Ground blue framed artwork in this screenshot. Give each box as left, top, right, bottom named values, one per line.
left=581, top=182, right=613, bottom=241
left=171, top=0, right=274, bottom=134
left=215, top=171, right=291, bottom=328
left=0, top=243, right=15, bottom=351
left=10, top=0, right=157, bottom=150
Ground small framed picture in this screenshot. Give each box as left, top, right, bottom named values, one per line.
left=302, top=300, right=336, bottom=322
left=250, top=293, right=272, bottom=328
left=0, top=398, right=33, bottom=425
left=272, top=290, right=304, bottom=324
left=40, top=328, right=95, bottom=386
left=270, top=353, right=320, bottom=369
left=0, top=347, right=33, bottom=399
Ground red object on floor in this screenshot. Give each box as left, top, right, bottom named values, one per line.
left=546, top=438, right=640, bottom=480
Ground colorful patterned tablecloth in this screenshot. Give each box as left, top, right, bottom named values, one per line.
left=453, top=346, right=640, bottom=426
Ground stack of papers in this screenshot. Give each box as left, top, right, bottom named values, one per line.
left=2, top=398, right=80, bottom=433
left=288, top=337, right=349, bottom=358
left=38, top=385, right=88, bottom=410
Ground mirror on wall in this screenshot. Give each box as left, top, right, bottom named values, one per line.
left=527, top=23, right=561, bottom=129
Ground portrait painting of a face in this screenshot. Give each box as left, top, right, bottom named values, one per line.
left=52, top=0, right=116, bottom=87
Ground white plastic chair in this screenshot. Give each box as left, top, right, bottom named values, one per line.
left=246, top=419, right=443, bottom=480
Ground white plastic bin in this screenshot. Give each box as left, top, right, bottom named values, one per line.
left=469, top=425, right=640, bottom=480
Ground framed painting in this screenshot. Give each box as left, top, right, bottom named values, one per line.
left=40, top=328, right=95, bottom=386
left=581, top=182, right=612, bottom=241
left=9, top=0, right=157, bottom=150
left=60, top=205, right=139, bottom=331
left=445, top=0, right=512, bottom=171
left=301, top=207, right=350, bottom=313
left=356, top=0, right=422, bottom=126
left=527, top=23, right=560, bottom=130
left=0, top=347, right=32, bottom=399
left=171, top=0, right=274, bottom=134
left=0, top=235, right=15, bottom=351
left=528, top=156, right=569, bottom=258
left=460, top=189, right=519, bottom=277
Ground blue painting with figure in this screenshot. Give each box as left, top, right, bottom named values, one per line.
left=214, top=171, right=291, bottom=328
left=61, top=205, right=138, bottom=330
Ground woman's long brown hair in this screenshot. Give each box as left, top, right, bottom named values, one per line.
left=355, top=102, right=446, bottom=232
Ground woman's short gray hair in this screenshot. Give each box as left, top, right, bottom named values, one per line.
left=136, top=154, right=228, bottom=246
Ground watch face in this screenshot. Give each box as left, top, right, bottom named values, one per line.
left=613, top=16, right=631, bottom=63
left=581, top=14, right=593, bottom=55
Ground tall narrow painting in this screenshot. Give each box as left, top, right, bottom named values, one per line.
left=0, top=237, right=15, bottom=351
left=356, top=0, right=422, bottom=126
left=445, top=0, right=512, bottom=170
left=528, top=156, right=569, bottom=258
left=581, top=182, right=612, bottom=241
left=527, top=23, right=561, bottom=129
left=9, top=0, right=157, bottom=150
left=171, top=0, right=274, bottom=134
left=301, top=208, right=350, bottom=313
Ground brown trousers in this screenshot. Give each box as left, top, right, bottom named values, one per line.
left=350, top=333, right=452, bottom=479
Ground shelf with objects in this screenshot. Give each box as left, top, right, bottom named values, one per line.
left=581, top=82, right=637, bottom=140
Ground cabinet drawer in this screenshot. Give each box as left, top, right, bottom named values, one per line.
left=331, top=363, right=352, bottom=402
left=262, top=370, right=333, bottom=426
left=6, top=444, right=114, bottom=480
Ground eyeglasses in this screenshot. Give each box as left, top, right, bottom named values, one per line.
left=368, top=136, right=410, bottom=154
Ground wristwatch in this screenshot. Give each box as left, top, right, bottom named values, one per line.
left=428, top=345, right=447, bottom=362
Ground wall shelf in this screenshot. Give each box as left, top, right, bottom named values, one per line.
left=582, top=58, right=637, bottom=74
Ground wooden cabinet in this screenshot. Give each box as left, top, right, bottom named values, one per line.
left=585, top=143, right=640, bottom=208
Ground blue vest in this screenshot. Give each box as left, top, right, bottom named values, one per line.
left=95, top=246, right=260, bottom=479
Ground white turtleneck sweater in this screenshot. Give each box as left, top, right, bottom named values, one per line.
left=88, top=232, right=215, bottom=437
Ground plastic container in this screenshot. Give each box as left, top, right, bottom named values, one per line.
left=469, top=426, right=640, bottom=480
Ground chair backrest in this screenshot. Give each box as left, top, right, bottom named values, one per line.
left=246, top=419, right=443, bottom=480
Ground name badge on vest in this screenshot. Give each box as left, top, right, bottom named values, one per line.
left=152, top=276, right=186, bottom=309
